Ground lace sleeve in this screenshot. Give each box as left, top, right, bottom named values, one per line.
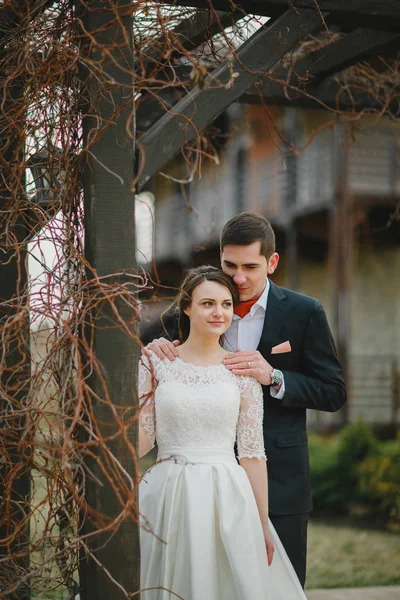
left=236, top=376, right=266, bottom=461
left=139, top=356, right=157, bottom=448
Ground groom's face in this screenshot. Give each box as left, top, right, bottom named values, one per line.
left=221, top=241, right=278, bottom=302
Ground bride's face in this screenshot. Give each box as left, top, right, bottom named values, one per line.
left=184, top=280, right=234, bottom=338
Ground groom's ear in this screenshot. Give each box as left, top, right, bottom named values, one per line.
left=267, top=252, right=279, bottom=275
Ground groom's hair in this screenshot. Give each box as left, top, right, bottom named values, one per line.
left=220, top=212, right=276, bottom=259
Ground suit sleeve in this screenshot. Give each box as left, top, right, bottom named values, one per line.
left=279, top=302, right=346, bottom=412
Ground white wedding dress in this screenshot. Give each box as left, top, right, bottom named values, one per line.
left=139, top=353, right=307, bottom=600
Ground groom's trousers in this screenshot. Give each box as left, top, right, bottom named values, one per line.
left=269, top=512, right=309, bottom=589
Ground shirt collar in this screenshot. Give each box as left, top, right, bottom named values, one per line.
left=251, top=278, right=270, bottom=314
left=233, top=278, right=270, bottom=320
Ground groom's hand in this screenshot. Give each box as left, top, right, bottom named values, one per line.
left=223, top=350, right=273, bottom=386
left=142, top=337, right=180, bottom=361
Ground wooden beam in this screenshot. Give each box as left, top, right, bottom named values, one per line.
left=136, top=63, right=191, bottom=132
left=138, top=26, right=400, bottom=131
left=160, top=1, right=400, bottom=31
left=240, top=27, right=400, bottom=110
left=77, top=1, right=140, bottom=598
left=136, top=9, right=243, bottom=131
left=278, top=28, right=400, bottom=82
left=137, top=7, right=324, bottom=189
left=241, top=69, right=400, bottom=114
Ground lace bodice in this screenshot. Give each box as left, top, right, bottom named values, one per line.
left=139, top=353, right=266, bottom=460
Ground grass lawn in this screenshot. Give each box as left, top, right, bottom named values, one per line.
left=36, top=519, right=400, bottom=597
left=32, top=452, right=400, bottom=597
left=306, top=519, right=400, bottom=590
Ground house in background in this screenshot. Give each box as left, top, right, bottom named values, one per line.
left=140, top=105, right=400, bottom=431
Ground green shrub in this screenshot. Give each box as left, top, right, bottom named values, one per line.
left=336, top=418, right=379, bottom=466
left=336, top=419, right=380, bottom=506
left=308, top=433, right=347, bottom=515
left=309, top=420, right=380, bottom=516
left=308, top=420, right=400, bottom=528
left=357, top=440, right=400, bottom=530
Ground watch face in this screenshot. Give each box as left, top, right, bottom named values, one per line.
left=272, top=369, right=283, bottom=385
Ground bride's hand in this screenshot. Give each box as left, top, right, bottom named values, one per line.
left=264, top=527, right=275, bottom=566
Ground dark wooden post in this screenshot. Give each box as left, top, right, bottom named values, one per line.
left=0, top=220, right=31, bottom=600
left=0, top=35, right=31, bottom=600
left=331, top=122, right=352, bottom=423
left=77, top=1, right=140, bottom=598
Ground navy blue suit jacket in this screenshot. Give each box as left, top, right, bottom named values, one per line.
left=258, top=282, right=346, bottom=515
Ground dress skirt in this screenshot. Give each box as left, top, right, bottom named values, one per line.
left=139, top=448, right=307, bottom=600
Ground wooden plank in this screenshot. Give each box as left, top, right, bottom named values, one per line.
left=280, top=28, right=400, bottom=82
left=160, top=1, right=400, bottom=31
left=136, top=9, right=243, bottom=131
left=241, top=27, right=400, bottom=109
left=241, top=69, right=400, bottom=114
left=136, top=63, right=191, bottom=132
left=137, top=7, right=324, bottom=189
left=77, top=1, right=140, bottom=598
left=138, top=26, right=400, bottom=131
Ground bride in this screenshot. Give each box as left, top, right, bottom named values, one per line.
left=138, top=266, right=307, bottom=600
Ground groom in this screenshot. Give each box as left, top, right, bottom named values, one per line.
left=144, top=212, right=346, bottom=587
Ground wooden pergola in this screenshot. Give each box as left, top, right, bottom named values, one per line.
left=0, top=1, right=399, bottom=599
left=137, top=1, right=400, bottom=187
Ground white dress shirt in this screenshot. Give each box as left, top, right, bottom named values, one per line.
left=223, top=279, right=285, bottom=399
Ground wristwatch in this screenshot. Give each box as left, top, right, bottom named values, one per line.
left=270, top=368, right=284, bottom=387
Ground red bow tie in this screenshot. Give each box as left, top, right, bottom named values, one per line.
left=234, top=297, right=259, bottom=318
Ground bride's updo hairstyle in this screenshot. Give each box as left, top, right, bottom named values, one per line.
left=177, top=265, right=239, bottom=343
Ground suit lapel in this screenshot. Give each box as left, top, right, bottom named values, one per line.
left=258, top=281, right=289, bottom=356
